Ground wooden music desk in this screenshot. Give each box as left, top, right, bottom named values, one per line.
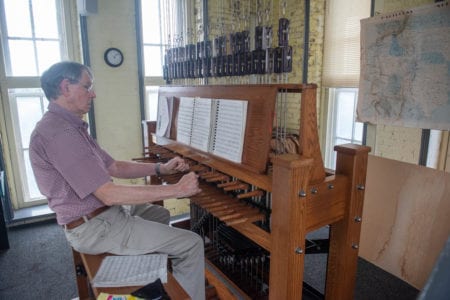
left=72, top=250, right=190, bottom=300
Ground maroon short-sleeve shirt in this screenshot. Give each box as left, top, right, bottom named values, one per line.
left=29, top=102, right=114, bottom=225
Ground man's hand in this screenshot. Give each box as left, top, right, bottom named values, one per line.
left=162, top=156, right=190, bottom=174
left=176, top=172, right=201, bottom=197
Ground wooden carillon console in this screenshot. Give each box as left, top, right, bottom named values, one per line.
left=140, top=84, right=370, bottom=299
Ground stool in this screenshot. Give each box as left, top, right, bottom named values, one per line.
left=72, top=249, right=190, bottom=300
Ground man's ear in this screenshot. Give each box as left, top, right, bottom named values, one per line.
left=60, top=78, right=72, bottom=96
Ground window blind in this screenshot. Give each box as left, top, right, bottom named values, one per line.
left=322, top=0, right=371, bottom=87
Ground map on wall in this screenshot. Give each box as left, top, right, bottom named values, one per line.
left=357, top=2, right=450, bottom=130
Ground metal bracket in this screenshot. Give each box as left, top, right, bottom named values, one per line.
left=75, top=263, right=87, bottom=277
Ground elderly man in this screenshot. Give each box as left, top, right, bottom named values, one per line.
left=29, top=61, right=205, bottom=300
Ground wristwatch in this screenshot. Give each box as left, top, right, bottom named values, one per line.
left=155, top=163, right=161, bottom=177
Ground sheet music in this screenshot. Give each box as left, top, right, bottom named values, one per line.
left=211, top=99, right=248, bottom=163
left=190, top=98, right=213, bottom=152
left=156, top=96, right=173, bottom=138
left=92, top=254, right=168, bottom=287
left=176, top=97, right=195, bottom=145
left=172, top=97, right=248, bottom=163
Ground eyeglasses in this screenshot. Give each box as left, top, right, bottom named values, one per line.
left=68, top=79, right=95, bottom=93
left=76, top=81, right=95, bottom=93
left=78, top=82, right=95, bottom=93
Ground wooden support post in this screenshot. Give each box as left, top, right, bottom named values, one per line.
left=72, top=249, right=91, bottom=300
left=269, top=154, right=314, bottom=299
left=325, top=144, right=371, bottom=300
left=298, top=85, right=326, bottom=184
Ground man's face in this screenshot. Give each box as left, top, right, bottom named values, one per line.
left=65, top=70, right=96, bottom=117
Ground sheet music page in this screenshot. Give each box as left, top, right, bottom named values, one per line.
left=211, top=99, right=248, bottom=163
left=190, top=98, right=213, bottom=152
left=92, top=254, right=168, bottom=287
left=176, top=97, right=195, bottom=145
left=156, top=96, right=172, bottom=137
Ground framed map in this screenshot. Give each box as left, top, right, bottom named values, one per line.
left=357, top=2, right=450, bottom=130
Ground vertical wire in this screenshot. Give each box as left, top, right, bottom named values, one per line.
left=165, top=0, right=171, bottom=53
left=283, top=0, right=289, bottom=149
left=162, top=0, right=170, bottom=82
left=203, top=0, right=207, bottom=85
left=171, top=0, right=176, bottom=48
left=197, top=1, right=202, bottom=85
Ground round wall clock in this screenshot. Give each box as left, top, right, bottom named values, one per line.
left=104, top=47, right=124, bottom=67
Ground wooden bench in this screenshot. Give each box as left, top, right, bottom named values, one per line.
left=72, top=250, right=190, bottom=300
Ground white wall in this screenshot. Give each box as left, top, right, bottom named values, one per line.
left=85, top=0, right=143, bottom=167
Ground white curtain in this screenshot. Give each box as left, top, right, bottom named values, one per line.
left=322, top=0, right=371, bottom=87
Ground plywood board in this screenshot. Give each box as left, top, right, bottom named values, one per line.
left=359, top=155, right=450, bottom=289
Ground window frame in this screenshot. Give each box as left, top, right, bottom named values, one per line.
left=0, top=0, right=70, bottom=77
left=140, top=0, right=165, bottom=78
left=139, top=0, right=173, bottom=121
left=8, top=89, right=48, bottom=204
left=324, top=87, right=363, bottom=169
left=0, top=0, right=79, bottom=209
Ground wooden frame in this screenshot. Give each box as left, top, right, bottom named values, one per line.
left=269, top=145, right=370, bottom=299
left=148, top=84, right=370, bottom=299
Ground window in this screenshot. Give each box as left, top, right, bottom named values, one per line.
left=145, top=86, right=159, bottom=121
left=1, top=0, right=66, bottom=76
left=140, top=0, right=190, bottom=120
left=426, top=130, right=444, bottom=169
left=140, top=0, right=170, bottom=121
left=324, top=88, right=363, bottom=169
left=141, top=0, right=166, bottom=77
left=141, top=0, right=188, bottom=78
left=140, top=0, right=195, bottom=77
left=322, top=0, right=370, bottom=170
left=0, top=0, right=75, bottom=208
left=8, top=89, right=48, bottom=202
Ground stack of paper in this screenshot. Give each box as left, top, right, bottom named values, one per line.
left=176, top=96, right=248, bottom=163
left=92, top=254, right=168, bottom=287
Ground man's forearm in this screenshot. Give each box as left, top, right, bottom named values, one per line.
left=94, top=181, right=183, bottom=205
left=108, top=160, right=159, bottom=179
left=94, top=172, right=200, bottom=206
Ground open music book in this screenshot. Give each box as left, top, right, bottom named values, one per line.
left=176, top=97, right=248, bottom=163
left=92, top=254, right=168, bottom=288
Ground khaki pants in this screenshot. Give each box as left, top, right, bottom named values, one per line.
left=126, top=203, right=171, bottom=225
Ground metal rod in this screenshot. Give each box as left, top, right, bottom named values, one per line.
left=302, top=0, right=310, bottom=84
